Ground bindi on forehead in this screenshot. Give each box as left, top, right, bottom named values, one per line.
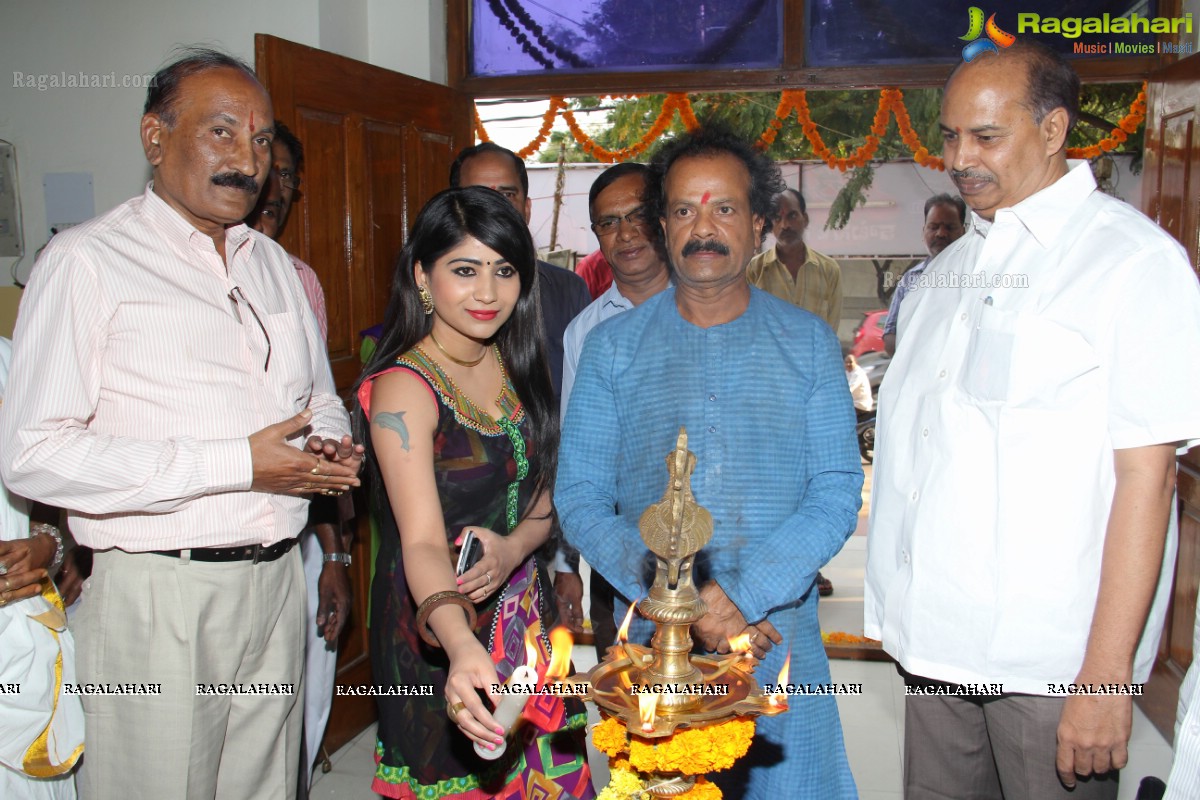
left=700, top=191, right=711, bottom=205
left=249, top=111, right=255, bottom=134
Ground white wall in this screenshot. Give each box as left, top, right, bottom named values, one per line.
left=0, top=0, right=442, bottom=287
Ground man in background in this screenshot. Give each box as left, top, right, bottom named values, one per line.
left=746, top=187, right=842, bottom=596
left=746, top=187, right=842, bottom=332
left=882, top=193, right=966, bottom=356
left=247, top=121, right=352, bottom=795
left=555, top=162, right=671, bottom=657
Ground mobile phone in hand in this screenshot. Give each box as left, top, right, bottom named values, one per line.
left=456, top=531, right=483, bottom=576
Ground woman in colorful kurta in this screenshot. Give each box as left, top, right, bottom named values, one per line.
left=354, top=187, right=593, bottom=800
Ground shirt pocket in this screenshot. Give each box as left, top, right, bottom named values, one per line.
left=260, top=309, right=314, bottom=410
left=960, top=302, right=1016, bottom=403
left=1007, top=313, right=1098, bottom=409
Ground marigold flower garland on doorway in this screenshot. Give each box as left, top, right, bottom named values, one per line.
left=1065, top=83, right=1147, bottom=160
left=473, top=86, right=1147, bottom=171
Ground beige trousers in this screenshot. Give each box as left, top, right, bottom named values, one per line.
left=74, top=547, right=305, bottom=800
left=904, top=692, right=1119, bottom=800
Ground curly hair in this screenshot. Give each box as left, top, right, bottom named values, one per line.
left=645, top=122, right=785, bottom=224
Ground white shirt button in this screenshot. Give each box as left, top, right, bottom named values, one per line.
left=922, top=428, right=930, bottom=437
left=911, top=490, right=919, bottom=501
left=960, top=313, right=968, bottom=321
left=939, top=370, right=947, bottom=379
left=903, top=551, right=910, bottom=564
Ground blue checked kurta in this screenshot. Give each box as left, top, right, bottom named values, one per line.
left=556, top=287, right=862, bottom=799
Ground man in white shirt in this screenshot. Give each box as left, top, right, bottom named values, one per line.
left=555, top=162, right=670, bottom=658
left=0, top=49, right=361, bottom=800
left=866, top=41, right=1200, bottom=799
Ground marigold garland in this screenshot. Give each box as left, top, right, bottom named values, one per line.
left=592, top=715, right=755, bottom=775
left=822, top=631, right=879, bottom=645
left=514, top=97, right=566, bottom=159
left=1065, top=82, right=1147, bottom=161
left=473, top=85, right=1146, bottom=171
left=561, top=94, right=691, bottom=163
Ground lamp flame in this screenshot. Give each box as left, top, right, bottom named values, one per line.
left=524, top=629, right=539, bottom=670
left=617, top=599, right=641, bottom=643
left=546, top=625, right=574, bottom=680
left=728, top=633, right=753, bottom=654
left=638, top=691, right=658, bottom=732
left=769, top=649, right=791, bottom=708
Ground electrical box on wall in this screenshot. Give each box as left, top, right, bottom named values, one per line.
left=0, top=141, right=23, bottom=257
left=44, top=172, right=94, bottom=240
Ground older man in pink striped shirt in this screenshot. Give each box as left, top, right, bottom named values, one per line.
left=0, top=48, right=361, bottom=800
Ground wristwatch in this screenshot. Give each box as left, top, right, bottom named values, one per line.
left=323, top=552, right=352, bottom=566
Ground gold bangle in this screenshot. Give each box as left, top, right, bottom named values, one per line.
left=415, top=590, right=477, bottom=647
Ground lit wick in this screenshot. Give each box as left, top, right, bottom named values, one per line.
left=545, top=625, right=574, bottom=683
left=768, top=649, right=791, bottom=709
left=638, top=691, right=659, bottom=732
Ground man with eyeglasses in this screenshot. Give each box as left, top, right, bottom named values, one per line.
left=555, top=163, right=671, bottom=654
left=0, top=49, right=361, bottom=799
left=246, top=121, right=352, bottom=795
left=882, top=193, right=967, bottom=356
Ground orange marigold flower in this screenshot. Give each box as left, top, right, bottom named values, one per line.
left=593, top=716, right=629, bottom=756
left=677, top=776, right=723, bottom=799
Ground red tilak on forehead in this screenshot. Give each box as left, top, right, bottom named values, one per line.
left=249, top=111, right=255, bottom=134
left=700, top=191, right=711, bottom=205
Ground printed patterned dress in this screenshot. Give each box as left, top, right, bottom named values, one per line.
left=359, top=346, right=594, bottom=800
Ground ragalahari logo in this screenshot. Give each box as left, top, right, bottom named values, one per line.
left=960, top=7, right=1017, bottom=61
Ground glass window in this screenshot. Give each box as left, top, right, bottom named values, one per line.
left=471, top=0, right=784, bottom=77
left=805, top=0, right=1161, bottom=66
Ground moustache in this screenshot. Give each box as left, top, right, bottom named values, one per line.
left=950, top=169, right=993, bottom=184
left=211, top=172, right=260, bottom=193
left=681, top=239, right=731, bottom=257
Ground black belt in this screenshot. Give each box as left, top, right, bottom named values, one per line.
left=150, top=538, right=297, bottom=564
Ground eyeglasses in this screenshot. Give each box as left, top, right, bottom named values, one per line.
left=228, top=286, right=272, bottom=372
left=591, top=208, right=649, bottom=237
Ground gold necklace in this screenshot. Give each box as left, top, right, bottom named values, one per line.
left=429, top=331, right=488, bottom=367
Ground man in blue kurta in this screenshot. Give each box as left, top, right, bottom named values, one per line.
left=556, top=125, right=862, bottom=798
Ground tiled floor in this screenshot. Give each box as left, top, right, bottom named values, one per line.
left=313, top=467, right=1176, bottom=798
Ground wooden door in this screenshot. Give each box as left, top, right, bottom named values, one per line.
left=1139, top=52, right=1200, bottom=742
left=255, top=34, right=473, bottom=754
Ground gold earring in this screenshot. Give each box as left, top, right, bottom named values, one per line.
left=418, top=284, right=434, bottom=316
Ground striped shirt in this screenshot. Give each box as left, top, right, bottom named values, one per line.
left=0, top=184, right=349, bottom=551
left=746, top=245, right=843, bottom=331
left=290, top=255, right=328, bottom=341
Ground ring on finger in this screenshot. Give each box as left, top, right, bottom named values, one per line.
left=311, top=464, right=321, bottom=476
left=447, top=700, right=466, bottom=721
left=484, top=571, right=492, bottom=586
left=2, top=577, right=9, bottom=592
